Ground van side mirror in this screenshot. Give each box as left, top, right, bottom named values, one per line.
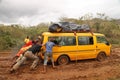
left=105, top=42, right=110, bottom=46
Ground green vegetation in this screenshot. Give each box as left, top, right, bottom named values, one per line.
left=0, top=23, right=49, bottom=51
left=0, top=13, right=120, bottom=51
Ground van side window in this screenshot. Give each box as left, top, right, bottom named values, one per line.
left=64, top=36, right=76, bottom=46
left=96, top=36, right=108, bottom=44
left=48, top=36, right=76, bottom=46
left=78, top=36, right=93, bottom=45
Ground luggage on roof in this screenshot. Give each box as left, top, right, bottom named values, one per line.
left=49, top=22, right=91, bottom=33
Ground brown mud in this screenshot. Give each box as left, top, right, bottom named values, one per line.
left=0, top=48, right=120, bottom=80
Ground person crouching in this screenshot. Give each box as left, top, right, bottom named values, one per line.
left=10, top=40, right=42, bottom=73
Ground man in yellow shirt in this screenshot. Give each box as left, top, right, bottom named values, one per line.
left=24, top=36, right=30, bottom=44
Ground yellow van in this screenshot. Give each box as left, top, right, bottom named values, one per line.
left=41, top=32, right=111, bottom=65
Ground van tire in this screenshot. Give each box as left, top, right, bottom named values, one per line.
left=96, top=52, right=106, bottom=62
left=57, top=55, right=69, bottom=65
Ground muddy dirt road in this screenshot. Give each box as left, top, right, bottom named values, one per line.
left=0, top=48, right=120, bottom=80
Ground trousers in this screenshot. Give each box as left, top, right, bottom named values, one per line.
left=44, top=52, right=53, bottom=65
left=12, top=51, right=39, bottom=70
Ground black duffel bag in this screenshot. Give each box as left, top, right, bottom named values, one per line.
left=49, top=22, right=91, bottom=33
left=48, top=24, right=62, bottom=32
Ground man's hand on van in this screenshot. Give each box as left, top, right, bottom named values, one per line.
left=55, top=44, right=61, bottom=47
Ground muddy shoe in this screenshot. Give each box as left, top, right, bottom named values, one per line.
left=52, top=66, right=57, bottom=69
left=41, top=70, right=46, bottom=74
left=9, top=69, right=15, bottom=74
left=30, top=67, right=35, bottom=71
left=10, top=62, right=17, bottom=68
left=30, top=64, right=37, bottom=70
left=30, top=66, right=37, bottom=71
left=41, top=65, right=47, bottom=74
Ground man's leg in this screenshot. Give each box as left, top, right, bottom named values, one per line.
left=10, top=56, right=26, bottom=73
left=49, top=53, right=55, bottom=68
left=16, top=54, right=23, bottom=62
left=42, top=52, right=48, bottom=73
left=11, top=52, right=23, bottom=68
left=25, top=51, right=39, bottom=70
left=10, top=56, right=18, bottom=68
left=30, top=54, right=39, bottom=70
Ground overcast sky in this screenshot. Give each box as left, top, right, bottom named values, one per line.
left=0, top=0, right=120, bottom=25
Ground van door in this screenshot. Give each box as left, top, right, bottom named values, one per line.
left=77, top=36, right=97, bottom=60
left=48, top=36, right=78, bottom=61
left=96, top=36, right=111, bottom=56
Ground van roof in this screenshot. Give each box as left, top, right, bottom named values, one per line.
left=42, top=32, right=104, bottom=36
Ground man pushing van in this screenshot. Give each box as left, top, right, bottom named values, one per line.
left=42, top=38, right=57, bottom=73
left=10, top=39, right=42, bottom=73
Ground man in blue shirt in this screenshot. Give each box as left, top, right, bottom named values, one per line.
left=42, top=38, right=56, bottom=73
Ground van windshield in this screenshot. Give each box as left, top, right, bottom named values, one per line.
left=96, top=36, right=110, bottom=45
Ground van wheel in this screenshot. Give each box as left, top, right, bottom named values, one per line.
left=57, top=55, right=69, bottom=65
left=96, top=52, right=106, bottom=62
